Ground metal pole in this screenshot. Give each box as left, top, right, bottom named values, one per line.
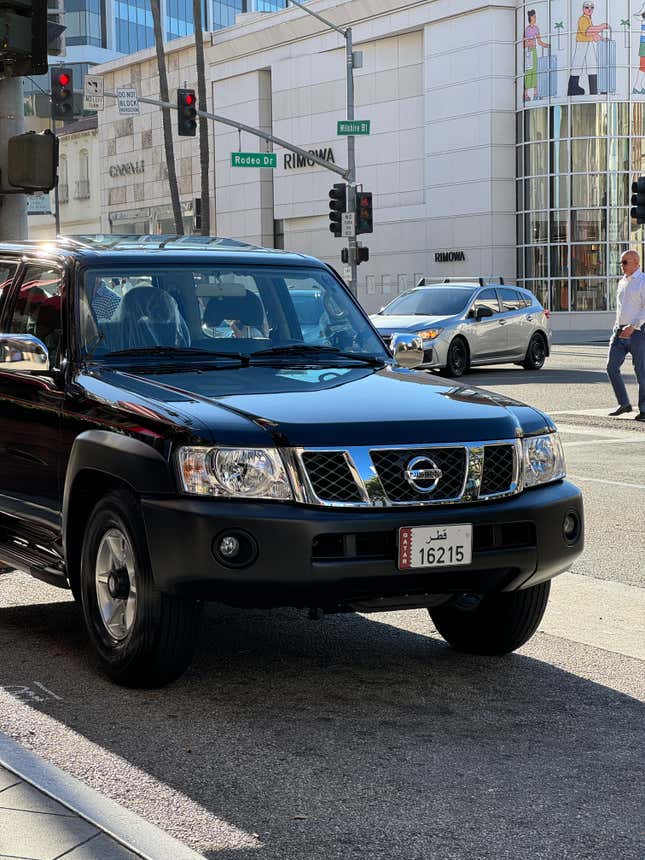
left=103, top=91, right=350, bottom=179
left=346, top=27, right=358, bottom=297
left=52, top=118, right=60, bottom=235
left=0, top=76, right=28, bottom=240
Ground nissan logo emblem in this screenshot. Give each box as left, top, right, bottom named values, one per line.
left=404, top=456, right=443, bottom=493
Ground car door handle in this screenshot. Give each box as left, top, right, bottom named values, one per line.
left=526, top=315, right=533, bottom=321
left=498, top=320, right=506, bottom=325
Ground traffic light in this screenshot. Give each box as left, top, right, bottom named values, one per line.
left=177, top=88, right=197, bottom=136
left=50, top=67, right=73, bottom=120
left=329, top=183, right=347, bottom=237
left=356, top=191, right=373, bottom=235
left=631, top=177, right=645, bottom=224
left=357, top=246, right=369, bottom=264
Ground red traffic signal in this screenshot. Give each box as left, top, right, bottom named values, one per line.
left=177, top=88, right=197, bottom=136
left=50, top=67, right=74, bottom=120
left=356, top=191, right=373, bottom=235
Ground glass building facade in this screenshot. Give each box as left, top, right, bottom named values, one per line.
left=516, top=0, right=645, bottom=314
left=113, top=0, right=288, bottom=54
left=65, top=0, right=103, bottom=47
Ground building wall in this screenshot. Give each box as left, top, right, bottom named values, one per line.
left=92, top=0, right=631, bottom=329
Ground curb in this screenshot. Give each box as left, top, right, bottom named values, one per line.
left=0, top=732, right=207, bottom=860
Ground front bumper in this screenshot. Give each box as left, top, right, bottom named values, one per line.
left=141, top=480, right=583, bottom=612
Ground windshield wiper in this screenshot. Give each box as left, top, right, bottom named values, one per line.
left=250, top=345, right=386, bottom=367
left=103, top=346, right=250, bottom=364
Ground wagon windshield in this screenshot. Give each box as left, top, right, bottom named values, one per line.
left=79, top=264, right=387, bottom=362
left=381, top=288, right=475, bottom=317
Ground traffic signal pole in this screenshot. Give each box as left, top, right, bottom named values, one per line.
left=345, top=27, right=358, bottom=296
left=287, top=0, right=358, bottom=295
left=0, top=75, right=27, bottom=240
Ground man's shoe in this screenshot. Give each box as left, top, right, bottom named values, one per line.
left=635, top=413, right=645, bottom=421
left=609, top=405, right=632, bottom=416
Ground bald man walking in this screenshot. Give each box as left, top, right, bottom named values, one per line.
left=606, top=250, right=645, bottom=420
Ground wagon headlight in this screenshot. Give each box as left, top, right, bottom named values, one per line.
left=177, top=447, right=292, bottom=499
left=416, top=328, right=443, bottom=340
left=522, top=433, right=566, bottom=487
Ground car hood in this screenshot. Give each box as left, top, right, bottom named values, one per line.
left=83, top=363, right=554, bottom=448
left=369, top=314, right=452, bottom=333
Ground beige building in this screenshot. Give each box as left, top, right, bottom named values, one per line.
left=28, top=116, right=101, bottom=239
left=89, top=0, right=645, bottom=331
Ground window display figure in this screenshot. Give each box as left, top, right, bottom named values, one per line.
left=524, top=9, right=550, bottom=101
left=567, top=2, right=609, bottom=96
left=633, top=3, right=645, bottom=94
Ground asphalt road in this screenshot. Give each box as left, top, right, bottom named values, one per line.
left=0, top=344, right=643, bottom=859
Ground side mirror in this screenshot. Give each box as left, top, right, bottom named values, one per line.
left=0, top=334, right=49, bottom=373
left=475, top=306, right=494, bottom=320
left=391, top=333, right=424, bottom=369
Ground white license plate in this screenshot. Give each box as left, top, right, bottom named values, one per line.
left=398, top=524, right=473, bottom=570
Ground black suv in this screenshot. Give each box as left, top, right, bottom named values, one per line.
left=0, top=237, right=583, bottom=686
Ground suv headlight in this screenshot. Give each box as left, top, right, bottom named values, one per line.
left=177, top=447, right=292, bottom=499
left=522, top=433, right=566, bottom=487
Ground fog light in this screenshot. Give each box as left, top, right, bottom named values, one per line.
left=219, top=535, right=240, bottom=558
left=212, top=529, right=258, bottom=568
left=563, top=512, right=580, bottom=544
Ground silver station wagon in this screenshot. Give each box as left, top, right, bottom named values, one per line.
left=370, top=280, right=552, bottom=377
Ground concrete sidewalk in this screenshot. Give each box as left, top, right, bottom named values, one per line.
left=0, top=734, right=206, bottom=860
left=0, top=765, right=138, bottom=859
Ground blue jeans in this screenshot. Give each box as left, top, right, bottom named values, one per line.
left=606, top=328, right=645, bottom=413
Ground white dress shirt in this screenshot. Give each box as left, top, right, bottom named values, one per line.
left=615, top=268, right=645, bottom=329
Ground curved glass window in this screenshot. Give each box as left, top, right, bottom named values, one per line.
left=550, top=211, right=569, bottom=243
left=571, top=279, right=607, bottom=312
left=571, top=103, right=607, bottom=138
left=550, top=245, right=568, bottom=278
left=525, top=246, right=548, bottom=278
left=571, top=210, right=605, bottom=243
left=571, top=174, right=606, bottom=208
left=550, top=105, right=568, bottom=140
left=525, top=176, right=548, bottom=210
left=550, top=280, right=569, bottom=312
left=524, top=142, right=548, bottom=175
left=571, top=244, right=605, bottom=278
left=524, top=107, right=548, bottom=142
left=550, top=175, right=569, bottom=210
left=571, top=139, right=607, bottom=174
left=525, top=212, right=547, bottom=244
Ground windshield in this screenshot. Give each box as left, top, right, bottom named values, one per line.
left=79, top=264, right=387, bottom=361
left=381, top=288, right=475, bottom=317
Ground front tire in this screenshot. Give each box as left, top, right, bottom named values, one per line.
left=428, top=581, right=550, bottom=655
left=522, top=333, right=547, bottom=370
left=444, top=337, right=470, bottom=378
left=80, top=489, right=200, bottom=687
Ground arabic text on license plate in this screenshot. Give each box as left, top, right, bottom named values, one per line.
left=398, top=524, right=472, bottom=570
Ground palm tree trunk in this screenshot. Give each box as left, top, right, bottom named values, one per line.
left=151, top=0, right=184, bottom=235
left=193, top=0, right=211, bottom=235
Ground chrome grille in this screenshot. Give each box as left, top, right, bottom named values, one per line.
left=480, top=445, right=515, bottom=496
left=293, top=439, right=521, bottom=508
left=370, top=447, right=467, bottom=502
left=300, top=451, right=363, bottom=502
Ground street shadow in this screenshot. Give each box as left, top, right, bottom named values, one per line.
left=443, top=367, right=623, bottom=386
left=0, top=594, right=642, bottom=860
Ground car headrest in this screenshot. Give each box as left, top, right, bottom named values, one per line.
left=116, top=286, right=154, bottom=320
left=204, top=291, right=264, bottom=328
